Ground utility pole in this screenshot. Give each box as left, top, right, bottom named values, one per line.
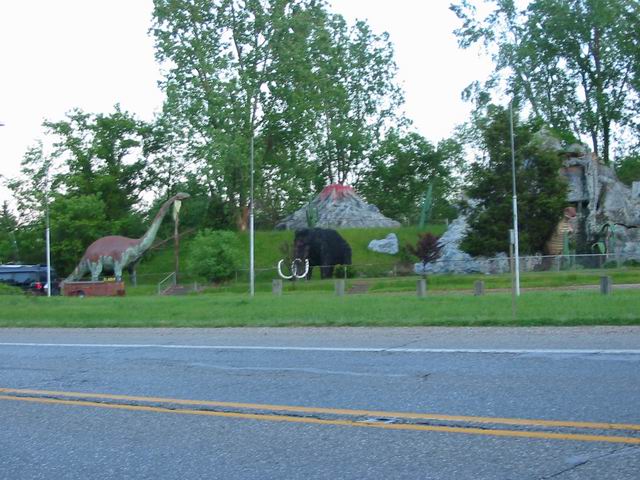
left=509, top=101, right=521, bottom=296
left=249, top=133, right=255, bottom=297
left=45, top=166, right=52, bottom=297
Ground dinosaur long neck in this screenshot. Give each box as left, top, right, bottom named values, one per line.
left=138, top=197, right=177, bottom=252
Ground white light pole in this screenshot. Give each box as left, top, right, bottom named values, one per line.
left=45, top=204, right=51, bottom=297
left=44, top=165, right=52, bottom=297
left=249, top=132, right=255, bottom=297
left=509, top=101, right=521, bottom=296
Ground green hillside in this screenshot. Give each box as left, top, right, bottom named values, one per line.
left=135, top=225, right=447, bottom=286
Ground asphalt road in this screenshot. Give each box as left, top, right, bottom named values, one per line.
left=1, top=327, right=639, bottom=479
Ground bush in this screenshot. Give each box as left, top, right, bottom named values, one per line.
left=407, top=233, right=442, bottom=266
left=0, top=283, right=23, bottom=296
left=334, top=264, right=355, bottom=279
left=186, top=230, right=241, bottom=282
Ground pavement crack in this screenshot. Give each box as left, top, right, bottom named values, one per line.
left=381, top=339, right=425, bottom=352
left=538, top=445, right=638, bottom=479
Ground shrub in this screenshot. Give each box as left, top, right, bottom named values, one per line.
left=186, top=230, right=241, bottom=282
left=407, top=233, right=442, bottom=266
left=0, top=283, right=23, bottom=296
left=396, top=245, right=415, bottom=264
left=334, top=264, right=355, bottom=279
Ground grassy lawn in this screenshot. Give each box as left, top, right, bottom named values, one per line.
left=125, top=267, right=640, bottom=296
left=134, top=225, right=447, bottom=284
left=1, top=289, right=638, bottom=328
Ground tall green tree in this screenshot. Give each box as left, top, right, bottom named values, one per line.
left=44, top=106, right=151, bottom=233
left=615, top=154, right=640, bottom=186
left=5, top=108, right=159, bottom=274
left=4, top=142, right=53, bottom=224
left=0, top=202, right=20, bottom=263
left=358, top=131, right=462, bottom=224
left=3, top=143, right=53, bottom=266
left=451, top=0, right=640, bottom=163
left=461, top=105, right=568, bottom=256
left=311, top=16, right=403, bottom=186
left=151, top=0, right=405, bottom=226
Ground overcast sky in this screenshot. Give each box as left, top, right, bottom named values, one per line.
left=0, top=0, right=491, bottom=204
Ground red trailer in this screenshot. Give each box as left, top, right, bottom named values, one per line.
left=63, top=281, right=125, bottom=297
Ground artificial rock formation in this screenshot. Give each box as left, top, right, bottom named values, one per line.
left=65, top=193, right=190, bottom=283
left=276, top=184, right=400, bottom=230
left=561, top=151, right=640, bottom=259
left=428, top=133, right=640, bottom=274
left=368, top=233, right=399, bottom=255
left=414, top=214, right=510, bottom=275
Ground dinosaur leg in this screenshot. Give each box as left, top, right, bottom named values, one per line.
left=127, top=262, right=139, bottom=287
left=114, top=262, right=123, bottom=283
left=90, top=261, right=103, bottom=282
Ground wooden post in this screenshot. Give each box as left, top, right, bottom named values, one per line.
left=600, top=276, right=612, bottom=295
left=417, top=278, right=427, bottom=297
left=335, top=279, right=345, bottom=297
left=272, top=279, right=283, bottom=296
left=474, top=280, right=485, bottom=296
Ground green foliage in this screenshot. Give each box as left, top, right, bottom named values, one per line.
left=310, top=16, right=404, bottom=186
left=615, top=154, right=640, bottom=186
left=4, top=142, right=53, bottom=223
left=452, top=0, right=640, bottom=163
left=0, top=283, right=22, bottom=296
left=4, top=107, right=166, bottom=274
left=151, top=0, right=405, bottom=225
left=49, top=195, right=110, bottom=275
left=305, top=202, right=319, bottom=228
left=136, top=225, right=448, bottom=284
left=396, top=244, right=414, bottom=265
left=0, top=202, right=19, bottom=263
left=358, top=131, right=462, bottom=224
left=333, top=264, right=355, bottom=279
left=186, top=230, right=242, bottom=283
left=461, top=106, right=568, bottom=256
left=42, top=107, right=152, bottom=232
left=148, top=174, right=234, bottom=242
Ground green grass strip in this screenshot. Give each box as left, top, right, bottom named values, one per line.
left=0, top=289, right=638, bottom=328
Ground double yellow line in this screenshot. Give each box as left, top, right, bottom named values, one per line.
left=1, top=387, right=639, bottom=445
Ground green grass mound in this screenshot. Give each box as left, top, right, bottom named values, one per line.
left=136, top=225, right=447, bottom=285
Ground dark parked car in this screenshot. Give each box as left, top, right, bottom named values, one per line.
left=0, top=264, right=59, bottom=295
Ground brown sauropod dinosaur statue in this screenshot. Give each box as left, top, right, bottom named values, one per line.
left=64, top=192, right=190, bottom=284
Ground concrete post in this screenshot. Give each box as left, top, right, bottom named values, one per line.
left=335, top=279, right=345, bottom=296
left=417, top=278, right=427, bottom=297
left=272, top=279, right=283, bottom=296
left=474, top=280, right=485, bottom=296
left=600, top=276, right=612, bottom=295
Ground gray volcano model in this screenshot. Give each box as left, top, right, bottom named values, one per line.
left=276, top=184, right=401, bottom=230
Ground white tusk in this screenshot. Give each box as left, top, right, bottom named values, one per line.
left=294, top=259, right=309, bottom=279
left=277, top=259, right=293, bottom=279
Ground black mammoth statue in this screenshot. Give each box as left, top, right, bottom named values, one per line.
left=293, top=228, right=352, bottom=279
